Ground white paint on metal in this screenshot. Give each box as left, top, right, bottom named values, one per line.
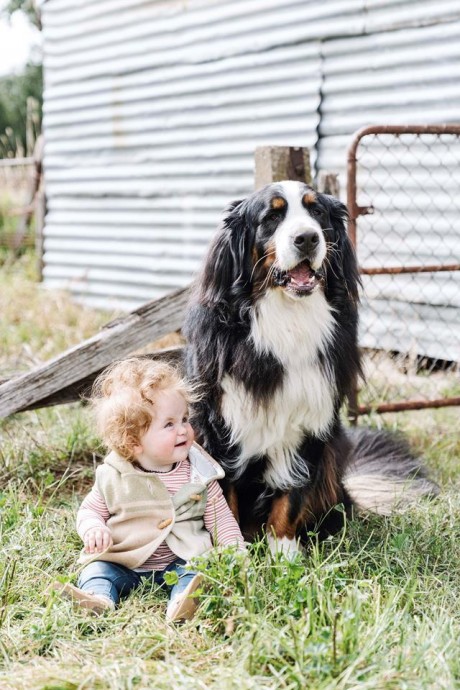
left=41, top=0, right=460, bottom=363
left=41, top=0, right=322, bottom=309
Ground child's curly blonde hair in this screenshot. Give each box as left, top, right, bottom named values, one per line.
left=91, top=357, right=196, bottom=461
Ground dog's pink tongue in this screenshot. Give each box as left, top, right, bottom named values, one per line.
left=288, top=263, right=313, bottom=286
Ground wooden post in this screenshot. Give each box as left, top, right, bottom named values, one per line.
left=254, top=146, right=312, bottom=190
left=12, top=135, right=44, bottom=253
left=34, top=135, right=46, bottom=280
left=317, top=171, right=340, bottom=198
left=35, top=189, right=45, bottom=281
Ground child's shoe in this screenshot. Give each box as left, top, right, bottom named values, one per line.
left=166, top=574, right=204, bottom=623
left=47, top=581, right=115, bottom=615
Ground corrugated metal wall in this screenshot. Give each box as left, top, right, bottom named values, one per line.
left=41, top=0, right=326, bottom=309
left=317, top=8, right=460, bottom=362
left=41, top=0, right=460, bottom=360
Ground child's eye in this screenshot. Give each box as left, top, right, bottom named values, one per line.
left=182, top=417, right=189, bottom=424
left=165, top=421, right=174, bottom=428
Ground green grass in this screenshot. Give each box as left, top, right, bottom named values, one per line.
left=0, top=253, right=459, bottom=689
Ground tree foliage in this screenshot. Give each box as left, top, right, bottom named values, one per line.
left=5, top=0, right=41, bottom=30
left=0, top=64, right=43, bottom=157
left=0, top=2, right=42, bottom=157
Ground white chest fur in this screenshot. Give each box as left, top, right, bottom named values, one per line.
left=220, top=290, right=337, bottom=490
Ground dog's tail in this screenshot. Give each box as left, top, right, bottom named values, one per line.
left=343, top=428, right=439, bottom=515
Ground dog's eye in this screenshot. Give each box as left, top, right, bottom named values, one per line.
left=265, top=211, right=280, bottom=223
left=311, top=207, right=324, bottom=218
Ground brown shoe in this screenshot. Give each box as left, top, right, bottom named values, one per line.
left=47, top=581, right=115, bottom=615
left=166, top=574, right=204, bottom=623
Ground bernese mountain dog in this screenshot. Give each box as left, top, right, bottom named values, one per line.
left=184, top=181, right=437, bottom=556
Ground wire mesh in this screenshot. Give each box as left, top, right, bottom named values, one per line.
left=347, top=126, right=460, bottom=415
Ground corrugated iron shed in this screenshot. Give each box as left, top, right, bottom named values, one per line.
left=41, top=0, right=460, bottom=361
left=41, top=0, right=326, bottom=309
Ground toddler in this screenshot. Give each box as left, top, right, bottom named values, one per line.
left=50, top=357, right=244, bottom=622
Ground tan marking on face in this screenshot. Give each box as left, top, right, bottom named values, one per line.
left=262, top=239, right=277, bottom=271
left=271, top=196, right=286, bottom=210
left=303, top=191, right=317, bottom=205
left=251, top=241, right=277, bottom=294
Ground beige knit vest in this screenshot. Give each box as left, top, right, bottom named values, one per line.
left=78, top=442, right=225, bottom=569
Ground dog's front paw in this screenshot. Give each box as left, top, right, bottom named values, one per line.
left=267, top=534, right=304, bottom=561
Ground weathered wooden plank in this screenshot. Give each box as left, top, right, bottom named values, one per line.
left=0, top=287, right=189, bottom=418
left=3, top=346, right=185, bottom=412
left=13, top=135, right=44, bottom=252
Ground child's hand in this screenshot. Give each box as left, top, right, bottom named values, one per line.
left=83, top=527, right=113, bottom=554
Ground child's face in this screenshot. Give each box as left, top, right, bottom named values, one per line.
left=133, top=390, right=194, bottom=470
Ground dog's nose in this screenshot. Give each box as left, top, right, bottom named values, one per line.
left=293, top=231, right=319, bottom=255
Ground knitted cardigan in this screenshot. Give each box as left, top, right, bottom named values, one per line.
left=78, top=442, right=225, bottom=569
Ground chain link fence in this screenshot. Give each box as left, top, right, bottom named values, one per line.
left=347, top=125, right=460, bottom=416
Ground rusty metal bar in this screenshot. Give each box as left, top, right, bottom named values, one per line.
left=361, top=263, right=460, bottom=276
left=347, top=124, right=460, bottom=418
left=358, top=397, right=460, bottom=415
left=347, top=123, right=460, bottom=247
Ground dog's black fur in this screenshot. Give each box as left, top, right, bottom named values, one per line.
left=184, top=182, right=437, bottom=545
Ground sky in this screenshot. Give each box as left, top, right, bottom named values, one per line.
left=0, top=2, right=42, bottom=76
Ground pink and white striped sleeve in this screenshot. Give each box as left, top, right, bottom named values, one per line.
left=204, top=480, right=245, bottom=548
left=76, top=486, right=111, bottom=541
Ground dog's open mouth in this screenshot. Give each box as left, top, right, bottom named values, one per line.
left=274, top=261, right=322, bottom=296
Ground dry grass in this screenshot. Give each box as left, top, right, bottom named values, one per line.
left=0, top=252, right=184, bottom=380
left=0, top=254, right=119, bottom=377
left=0, top=169, right=35, bottom=255
left=360, top=351, right=460, bottom=408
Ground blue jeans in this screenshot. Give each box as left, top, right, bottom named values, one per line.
left=77, top=558, right=197, bottom=606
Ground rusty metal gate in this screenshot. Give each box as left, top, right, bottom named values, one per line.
left=347, top=125, right=460, bottom=417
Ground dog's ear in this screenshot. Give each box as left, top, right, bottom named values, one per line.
left=323, top=195, right=361, bottom=302
left=199, top=197, right=255, bottom=306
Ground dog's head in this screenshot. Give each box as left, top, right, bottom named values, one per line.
left=199, top=180, right=359, bottom=307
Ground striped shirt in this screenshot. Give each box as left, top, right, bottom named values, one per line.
left=77, top=458, right=244, bottom=571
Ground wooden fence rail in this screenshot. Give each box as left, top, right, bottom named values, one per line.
left=0, top=288, right=189, bottom=417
